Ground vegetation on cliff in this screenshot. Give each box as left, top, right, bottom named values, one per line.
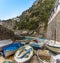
left=14, top=0, right=55, bottom=30
left=0, top=0, right=55, bottom=36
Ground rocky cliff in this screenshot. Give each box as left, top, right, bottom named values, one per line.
left=0, top=0, right=55, bottom=38
left=0, top=25, right=15, bottom=40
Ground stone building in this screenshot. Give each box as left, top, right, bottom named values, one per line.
left=47, top=0, right=60, bottom=41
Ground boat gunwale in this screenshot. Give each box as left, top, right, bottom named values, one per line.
left=47, top=44, right=60, bottom=48
left=14, top=45, right=34, bottom=63
left=46, top=45, right=60, bottom=54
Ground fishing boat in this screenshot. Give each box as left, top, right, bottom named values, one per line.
left=34, top=50, right=50, bottom=63
left=3, top=60, right=14, bottom=63
left=46, top=40, right=60, bottom=53
left=29, top=42, right=42, bottom=50
left=51, top=54, right=60, bottom=63
left=1, top=42, right=24, bottom=57
left=29, top=39, right=45, bottom=50
left=0, top=39, right=13, bottom=51
left=14, top=45, right=33, bottom=63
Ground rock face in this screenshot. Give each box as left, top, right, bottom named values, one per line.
left=0, top=19, right=16, bottom=30
left=0, top=25, right=14, bottom=40
left=0, top=0, right=55, bottom=38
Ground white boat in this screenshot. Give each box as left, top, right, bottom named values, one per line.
left=46, top=40, right=60, bottom=53
left=0, top=39, right=13, bottom=51
left=50, top=54, right=60, bottom=63
left=14, top=45, right=33, bottom=63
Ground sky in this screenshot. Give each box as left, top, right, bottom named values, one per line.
left=0, top=0, right=35, bottom=20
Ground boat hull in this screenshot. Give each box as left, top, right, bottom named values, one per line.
left=14, top=45, right=33, bottom=63
left=46, top=45, right=60, bottom=53
left=3, top=50, right=16, bottom=57
left=51, top=55, right=60, bottom=63
left=1, top=42, right=24, bottom=57
left=0, top=39, right=13, bottom=51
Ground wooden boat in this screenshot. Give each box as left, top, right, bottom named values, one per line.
left=29, top=42, right=41, bottom=50
left=29, top=39, right=45, bottom=50
left=0, top=39, right=13, bottom=51
left=1, top=42, right=24, bottom=57
left=34, top=50, right=50, bottom=63
left=3, top=60, right=14, bottom=63
left=51, top=55, right=60, bottom=63
left=37, top=50, right=51, bottom=61
left=46, top=40, right=60, bottom=53
left=14, top=45, right=33, bottom=63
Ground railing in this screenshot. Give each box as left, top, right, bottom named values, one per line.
left=48, top=0, right=60, bottom=21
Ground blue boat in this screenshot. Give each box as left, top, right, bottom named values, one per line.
left=29, top=38, right=45, bottom=50
left=0, top=39, right=13, bottom=51
left=30, top=42, right=41, bottom=50
left=1, top=42, right=25, bottom=57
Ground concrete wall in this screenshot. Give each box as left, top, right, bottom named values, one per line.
left=47, top=11, right=60, bottom=41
